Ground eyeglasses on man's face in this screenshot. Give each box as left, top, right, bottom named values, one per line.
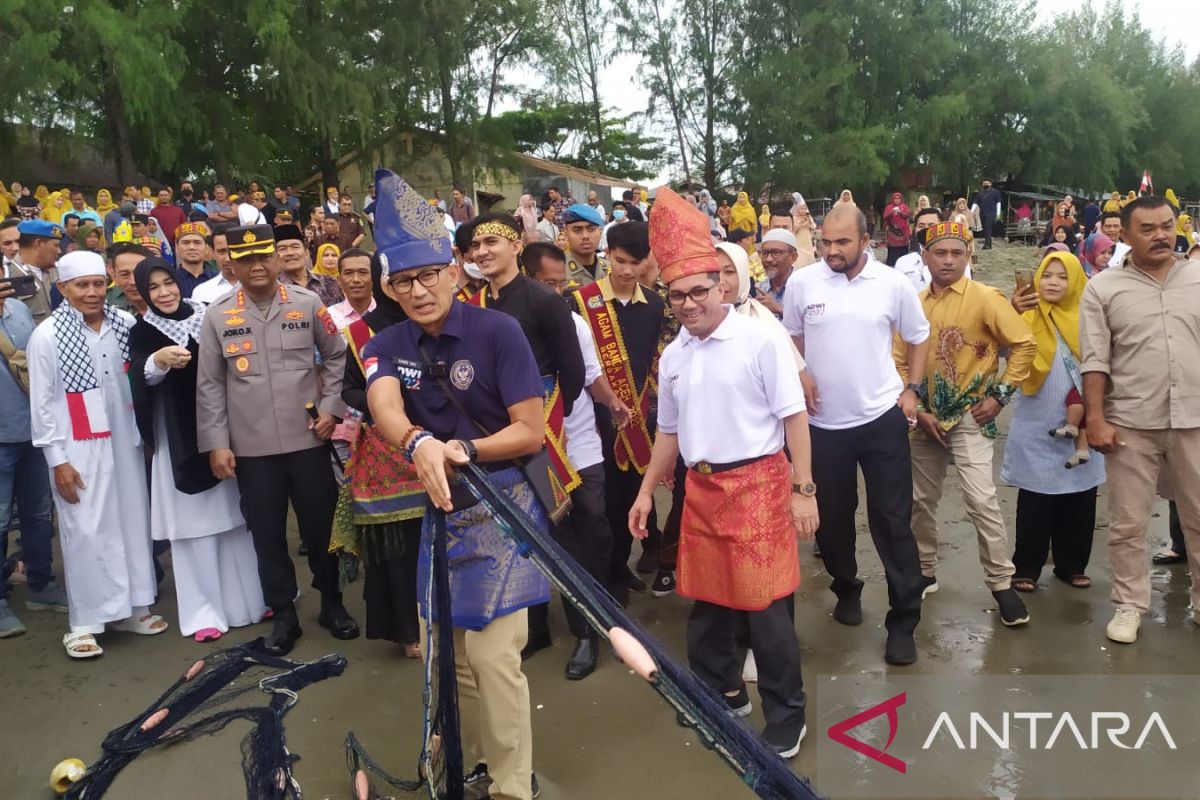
left=667, top=284, right=715, bottom=306
left=391, top=265, right=450, bottom=293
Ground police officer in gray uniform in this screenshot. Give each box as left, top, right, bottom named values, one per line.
left=196, top=223, right=359, bottom=655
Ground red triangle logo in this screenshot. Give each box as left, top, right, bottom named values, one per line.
left=826, top=691, right=907, bottom=774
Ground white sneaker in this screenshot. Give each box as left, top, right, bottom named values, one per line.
left=742, top=650, right=758, bottom=684
left=1106, top=609, right=1141, bottom=643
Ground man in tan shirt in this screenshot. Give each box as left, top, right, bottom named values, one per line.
left=1080, top=195, right=1200, bottom=645
left=196, top=224, right=356, bottom=656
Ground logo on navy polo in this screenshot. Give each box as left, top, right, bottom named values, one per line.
left=450, top=359, right=475, bottom=390
left=392, top=358, right=422, bottom=390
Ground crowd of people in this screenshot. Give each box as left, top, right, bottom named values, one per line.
left=1, top=166, right=1198, bottom=799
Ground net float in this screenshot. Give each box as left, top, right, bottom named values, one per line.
left=49, top=758, right=86, bottom=795
left=608, top=626, right=658, bottom=682
left=183, top=660, right=205, bottom=681
left=140, top=708, right=169, bottom=732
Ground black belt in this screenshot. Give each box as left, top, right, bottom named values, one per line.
left=690, top=454, right=769, bottom=475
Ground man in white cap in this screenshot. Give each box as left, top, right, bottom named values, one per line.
left=27, top=250, right=162, bottom=659
left=756, top=228, right=800, bottom=319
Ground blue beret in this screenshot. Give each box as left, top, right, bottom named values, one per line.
left=373, top=169, right=453, bottom=274
left=560, top=203, right=604, bottom=227
left=17, top=219, right=64, bottom=239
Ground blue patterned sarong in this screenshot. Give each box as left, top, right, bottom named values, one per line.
left=418, top=467, right=551, bottom=631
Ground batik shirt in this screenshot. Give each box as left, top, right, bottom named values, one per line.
left=894, top=276, right=1037, bottom=438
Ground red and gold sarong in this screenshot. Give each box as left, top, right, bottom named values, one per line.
left=677, top=451, right=799, bottom=611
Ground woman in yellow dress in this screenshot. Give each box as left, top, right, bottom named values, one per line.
left=728, top=191, right=758, bottom=235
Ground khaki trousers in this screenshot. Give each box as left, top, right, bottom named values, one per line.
left=1106, top=426, right=1200, bottom=614
left=421, top=608, right=533, bottom=800
left=911, top=413, right=1015, bottom=590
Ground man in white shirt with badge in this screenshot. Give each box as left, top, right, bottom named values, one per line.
left=782, top=205, right=930, bottom=666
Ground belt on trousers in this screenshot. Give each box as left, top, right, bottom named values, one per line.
left=691, top=454, right=769, bottom=475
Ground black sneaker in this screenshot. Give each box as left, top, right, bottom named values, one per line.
left=921, top=574, right=939, bottom=599
left=650, top=570, right=676, bottom=597
left=532, top=773, right=541, bottom=799
left=462, top=762, right=490, bottom=799
left=992, top=588, right=1030, bottom=626
left=833, top=593, right=863, bottom=626
left=763, top=723, right=807, bottom=759
left=884, top=631, right=918, bottom=666
left=724, top=685, right=752, bottom=718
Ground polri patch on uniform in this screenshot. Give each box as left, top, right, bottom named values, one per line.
left=225, top=315, right=246, bottom=325
left=235, top=356, right=250, bottom=373
left=285, top=310, right=305, bottom=320
left=450, top=359, right=475, bottom=390
left=225, top=343, right=240, bottom=354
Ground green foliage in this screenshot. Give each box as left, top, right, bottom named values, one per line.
left=1, top=0, right=1195, bottom=196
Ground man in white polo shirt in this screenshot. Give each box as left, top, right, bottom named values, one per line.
left=782, top=205, right=931, bottom=666
left=631, top=187, right=818, bottom=759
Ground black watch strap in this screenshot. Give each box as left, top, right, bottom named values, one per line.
left=456, top=439, right=478, bottom=463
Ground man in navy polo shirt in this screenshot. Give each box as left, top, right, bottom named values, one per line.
left=363, top=170, right=549, bottom=800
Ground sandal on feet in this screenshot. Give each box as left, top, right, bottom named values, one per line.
left=63, top=632, right=103, bottom=659
left=1055, top=573, right=1091, bottom=589
left=403, top=643, right=422, bottom=659
left=1152, top=550, right=1187, bottom=565
left=110, top=614, right=168, bottom=635
left=194, top=627, right=222, bottom=643
left=1011, top=578, right=1037, bottom=593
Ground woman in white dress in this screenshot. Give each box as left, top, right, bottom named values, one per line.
left=129, top=257, right=267, bottom=642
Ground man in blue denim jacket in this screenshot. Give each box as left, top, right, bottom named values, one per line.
left=0, top=287, right=67, bottom=638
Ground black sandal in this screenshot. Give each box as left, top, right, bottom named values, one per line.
left=1152, top=550, right=1187, bottom=565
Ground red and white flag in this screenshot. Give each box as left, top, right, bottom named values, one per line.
left=1139, top=170, right=1153, bottom=195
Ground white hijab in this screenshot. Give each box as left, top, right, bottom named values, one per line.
left=715, top=241, right=806, bottom=371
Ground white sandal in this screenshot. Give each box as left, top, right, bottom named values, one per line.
left=109, top=614, right=169, bottom=635
left=63, top=632, right=104, bottom=659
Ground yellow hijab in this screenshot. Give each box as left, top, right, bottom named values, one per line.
left=1022, top=252, right=1087, bottom=395
left=95, top=189, right=118, bottom=216
left=40, top=191, right=66, bottom=223
left=314, top=242, right=341, bottom=278
left=1178, top=213, right=1192, bottom=239
left=758, top=203, right=770, bottom=228
left=729, top=191, right=758, bottom=233
left=1102, top=191, right=1120, bottom=213
left=1165, top=188, right=1180, bottom=209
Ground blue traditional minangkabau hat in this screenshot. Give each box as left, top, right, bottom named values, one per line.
left=373, top=169, right=453, bottom=275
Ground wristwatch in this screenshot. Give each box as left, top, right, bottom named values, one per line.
left=455, top=439, right=478, bottom=463
left=904, top=382, right=924, bottom=397
left=792, top=482, right=817, bottom=497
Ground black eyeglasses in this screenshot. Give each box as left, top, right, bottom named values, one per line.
left=391, top=265, right=449, bottom=293
left=667, top=285, right=715, bottom=306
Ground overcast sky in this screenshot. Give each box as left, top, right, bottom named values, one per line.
left=588, top=0, right=1199, bottom=195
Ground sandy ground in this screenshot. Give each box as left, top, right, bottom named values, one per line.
left=5, top=243, right=1197, bottom=799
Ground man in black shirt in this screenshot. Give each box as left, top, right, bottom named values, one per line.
left=466, top=213, right=586, bottom=659
left=570, top=221, right=666, bottom=599
left=975, top=179, right=1003, bottom=250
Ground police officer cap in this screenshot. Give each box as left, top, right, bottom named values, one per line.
left=226, top=224, right=276, bottom=260
left=560, top=203, right=604, bottom=227
left=17, top=219, right=64, bottom=240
